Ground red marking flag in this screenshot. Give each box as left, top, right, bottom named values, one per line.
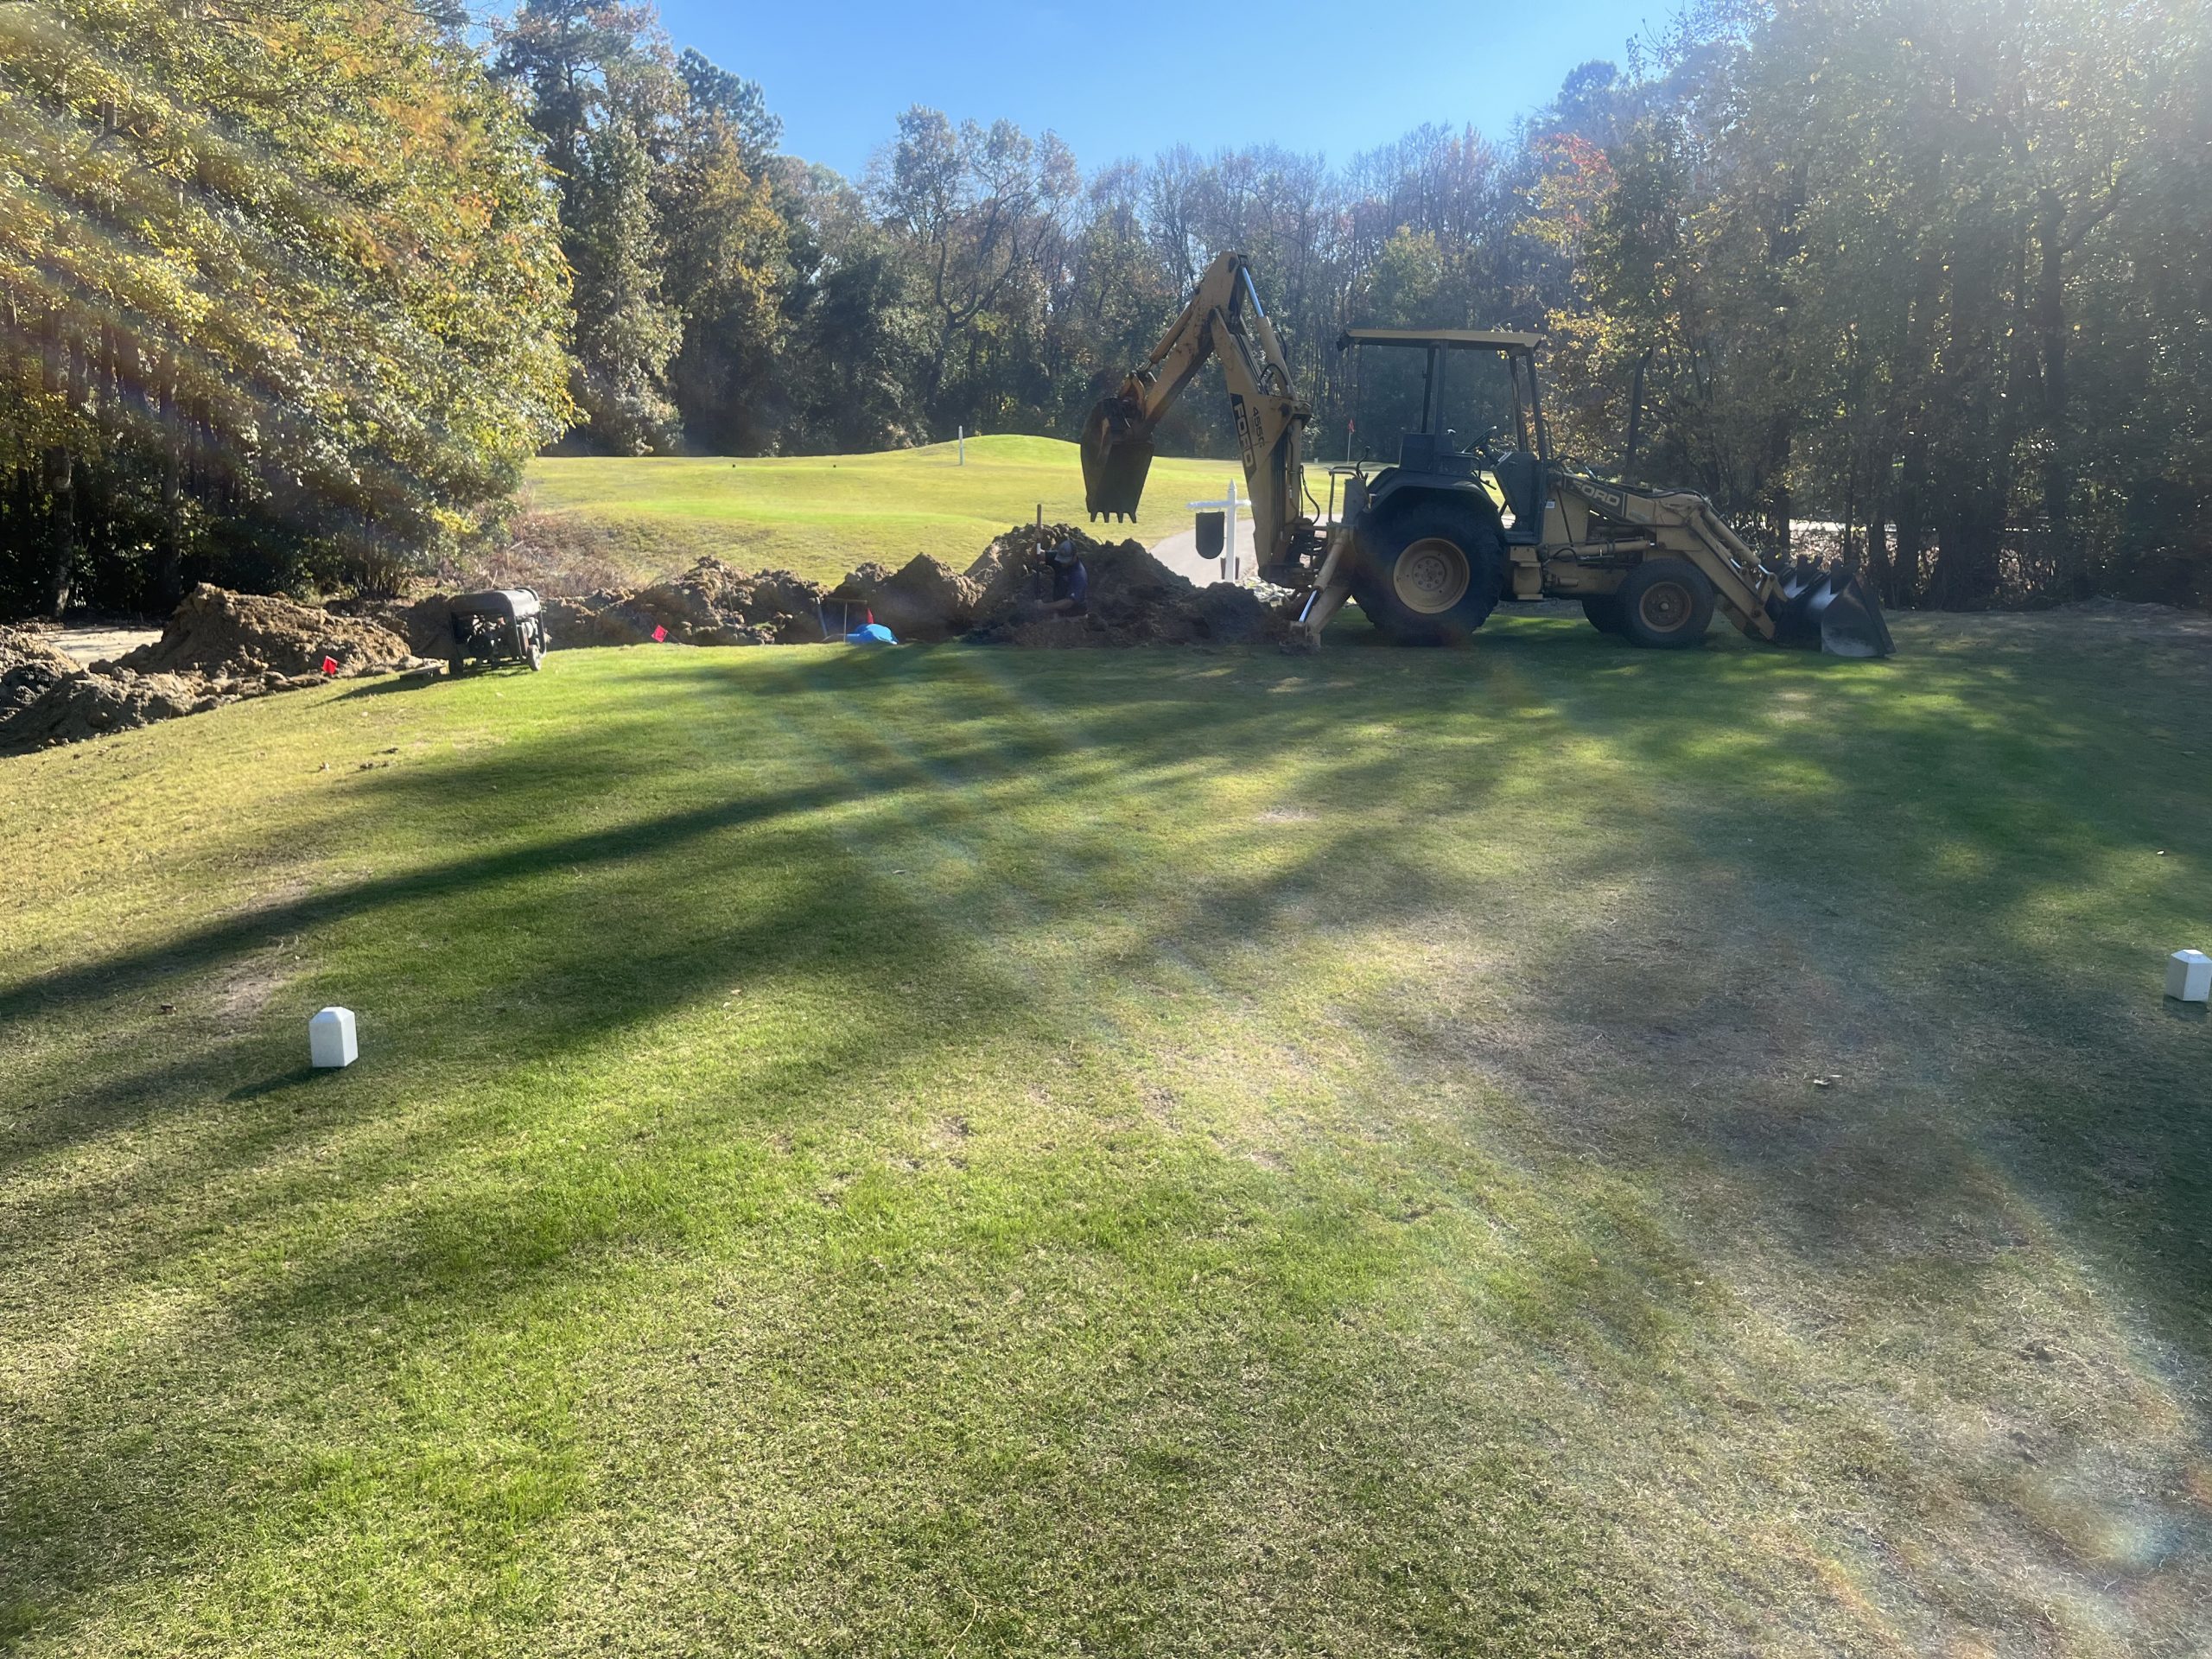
left=652, top=626, right=669, bottom=643
left=321, top=656, right=339, bottom=676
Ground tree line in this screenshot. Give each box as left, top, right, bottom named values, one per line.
left=4, top=0, right=2207, bottom=617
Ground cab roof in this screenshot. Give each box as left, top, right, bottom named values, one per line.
left=1338, top=327, right=1544, bottom=352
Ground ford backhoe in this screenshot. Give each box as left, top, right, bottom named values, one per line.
left=1080, top=251, right=1892, bottom=656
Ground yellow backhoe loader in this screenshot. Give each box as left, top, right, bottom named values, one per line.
left=1081, top=252, right=1893, bottom=656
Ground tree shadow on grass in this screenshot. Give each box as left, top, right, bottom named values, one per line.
left=8, top=640, right=1689, bottom=1643
left=4, top=624, right=2210, bottom=1649
left=8, top=626, right=2202, bottom=1313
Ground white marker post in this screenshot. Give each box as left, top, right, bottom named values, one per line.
left=957, top=426, right=965, bottom=466
left=2169, top=950, right=2211, bottom=1004
left=309, top=1007, right=359, bottom=1069
left=1186, top=479, right=1243, bottom=581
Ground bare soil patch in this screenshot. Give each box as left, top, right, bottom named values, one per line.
left=44, top=626, right=163, bottom=665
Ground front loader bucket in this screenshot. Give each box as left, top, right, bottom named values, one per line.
left=1767, top=558, right=1895, bottom=658
left=1080, top=395, right=1154, bottom=523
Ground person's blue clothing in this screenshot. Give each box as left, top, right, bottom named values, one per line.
left=846, top=622, right=897, bottom=645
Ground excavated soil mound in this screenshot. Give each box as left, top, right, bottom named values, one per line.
left=325, top=595, right=466, bottom=660
left=831, top=555, right=981, bottom=642
left=543, top=559, right=826, bottom=648
left=302, top=531, right=1290, bottom=677
left=963, top=523, right=1291, bottom=647
left=3, top=588, right=429, bottom=757
left=1, top=628, right=80, bottom=721
left=121, top=584, right=417, bottom=680
left=0, top=665, right=230, bottom=753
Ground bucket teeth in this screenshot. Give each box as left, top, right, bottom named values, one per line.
left=1767, top=558, right=1895, bottom=658
left=1815, top=571, right=1895, bottom=658
left=1081, top=396, right=1154, bottom=521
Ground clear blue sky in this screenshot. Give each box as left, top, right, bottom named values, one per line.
left=652, top=1, right=1670, bottom=179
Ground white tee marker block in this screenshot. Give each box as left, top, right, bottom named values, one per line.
left=2167, top=950, right=2212, bottom=1005
left=310, top=1007, right=359, bottom=1069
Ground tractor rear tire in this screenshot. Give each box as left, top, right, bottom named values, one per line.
left=1617, top=558, right=1715, bottom=650
left=1582, top=594, right=1628, bottom=636
left=1351, top=502, right=1507, bottom=645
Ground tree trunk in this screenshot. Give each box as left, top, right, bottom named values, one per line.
left=1926, top=207, right=2010, bottom=609
left=1866, top=494, right=1893, bottom=598
left=159, top=375, right=185, bottom=607
left=2034, top=190, right=2082, bottom=597
left=1891, top=428, right=1931, bottom=609
left=42, top=445, right=74, bottom=619
left=1840, top=448, right=1860, bottom=570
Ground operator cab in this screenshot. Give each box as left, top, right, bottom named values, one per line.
left=1333, top=328, right=1549, bottom=543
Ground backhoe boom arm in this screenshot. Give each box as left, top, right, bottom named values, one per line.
left=1081, top=252, right=1312, bottom=578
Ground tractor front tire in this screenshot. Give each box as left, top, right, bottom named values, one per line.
left=1351, top=503, right=1507, bottom=645
left=1617, top=558, right=1715, bottom=649
left=1582, top=594, right=1628, bottom=636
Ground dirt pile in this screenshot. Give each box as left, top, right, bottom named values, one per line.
left=543, top=558, right=827, bottom=648
left=831, top=555, right=981, bottom=641
left=508, top=532, right=1288, bottom=653
left=963, top=523, right=1290, bottom=647
left=121, top=584, right=418, bottom=680
left=302, top=530, right=1292, bottom=672
left=3, top=587, right=429, bottom=756
left=1, top=628, right=80, bottom=721
left=0, top=665, right=226, bottom=753
left=326, top=594, right=467, bottom=659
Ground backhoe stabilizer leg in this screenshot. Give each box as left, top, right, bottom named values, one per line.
left=1289, top=579, right=1352, bottom=648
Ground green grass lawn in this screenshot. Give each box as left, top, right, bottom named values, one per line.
left=521, top=435, right=1266, bottom=587
left=4, top=611, right=2209, bottom=1654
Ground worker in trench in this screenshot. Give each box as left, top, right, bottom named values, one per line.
left=1025, top=538, right=1089, bottom=620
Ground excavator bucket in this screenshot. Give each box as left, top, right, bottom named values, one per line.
left=1080, top=395, right=1154, bottom=522
left=1767, top=557, right=1896, bottom=658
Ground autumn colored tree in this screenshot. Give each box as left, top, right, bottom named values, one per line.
left=0, top=0, right=571, bottom=613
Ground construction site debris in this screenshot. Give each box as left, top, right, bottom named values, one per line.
left=0, top=628, right=81, bottom=721
left=0, top=664, right=228, bottom=753
left=326, top=595, right=466, bottom=659
left=371, top=530, right=1295, bottom=659
left=3, top=519, right=1300, bottom=757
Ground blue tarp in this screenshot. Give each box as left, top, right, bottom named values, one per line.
left=845, top=623, right=898, bottom=645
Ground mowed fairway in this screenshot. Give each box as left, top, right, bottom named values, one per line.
left=3, top=612, right=2210, bottom=1654
left=524, top=435, right=1259, bottom=587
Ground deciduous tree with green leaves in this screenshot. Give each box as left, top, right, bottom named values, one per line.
left=0, top=0, right=571, bottom=613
